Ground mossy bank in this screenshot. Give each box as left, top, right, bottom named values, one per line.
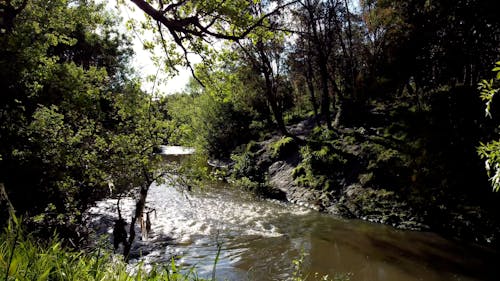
left=225, top=100, right=500, bottom=248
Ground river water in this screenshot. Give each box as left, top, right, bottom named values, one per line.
left=87, top=181, right=499, bottom=281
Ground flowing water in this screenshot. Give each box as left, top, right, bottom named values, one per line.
left=87, top=181, right=499, bottom=281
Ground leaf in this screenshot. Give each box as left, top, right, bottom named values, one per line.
left=37, top=268, right=52, bottom=281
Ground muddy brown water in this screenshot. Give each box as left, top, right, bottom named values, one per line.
left=87, top=181, right=499, bottom=281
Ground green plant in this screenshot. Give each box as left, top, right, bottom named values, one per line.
left=0, top=218, right=208, bottom=281
left=271, top=136, right=296, bottom=159
left=230, top=142, right=264, bottom=182
left=478, top=61, right=500, bottom=191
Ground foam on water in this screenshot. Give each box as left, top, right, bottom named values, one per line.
left=86, top=180, right=310, bottom=268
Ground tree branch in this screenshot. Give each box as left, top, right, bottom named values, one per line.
left=129, top=0, right=299, bottom=42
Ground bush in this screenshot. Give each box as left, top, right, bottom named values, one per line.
left=230, top=141, right=265, bottom=183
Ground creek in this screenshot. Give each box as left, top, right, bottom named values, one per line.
left=87, top=180, right=499, bottom=281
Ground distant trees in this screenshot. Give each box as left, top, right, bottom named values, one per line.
left=234, top=0, right=294, bottom=136
left=139, top=0, right=499, bottom=135
left=361, top=0, right=500, bottom=93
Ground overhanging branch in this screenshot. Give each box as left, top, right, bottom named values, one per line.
left=129, top=0, right=299, bottom=42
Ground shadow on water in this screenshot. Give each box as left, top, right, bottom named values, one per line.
left=363, top=231, right=499, bottom=281
left=288, top=215, right=499, bottom=281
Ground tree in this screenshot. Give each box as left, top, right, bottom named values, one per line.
left=291, top=0, right=362, bottom=128
left=0, top=0, right=28, bottom=33
left=123, top=0, right=296, bottom=78
left=234, top=1, right=293, bottom=136
left=288, top=35, right=321, bottom=121
left=0, top=0, right=170, bottom=253
left=362, top=0, right=500, bottom=95
left=296, top=0, right=336, bottom=128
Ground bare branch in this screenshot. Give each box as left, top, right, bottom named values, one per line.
left=156, top=21, right=179, bottom=71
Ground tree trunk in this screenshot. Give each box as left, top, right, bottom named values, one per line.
left=305, top=56, right=319, bottom=123
left=0, top=1, right=28, bottom=33
left=306, top=1, right=332, bottom=129
left=257, top=41, right=289, bottom=136
left=0, top=183, right=14, bottom=227
left=123, top=171, right=153, bottom=261
left=318, top=61, right=332, bottom=129
left=264, top=79, right=289, bottom=136
left=328, top=75, right=343, bottom=128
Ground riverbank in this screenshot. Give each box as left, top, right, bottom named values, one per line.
left=225, top=102, right=500, bottom=248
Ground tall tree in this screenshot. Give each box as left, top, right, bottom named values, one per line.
left=0, top=0, right=170, bottom=248
left=297, top=0, right=337, bottom=128
left=236, top=27, right=292, bottom=136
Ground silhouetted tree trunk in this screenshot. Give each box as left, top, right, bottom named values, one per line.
left=0, top=183, right=14, bottom=227
left=256, top=41, right=290, bottom=136
left=123, top=169, right=153, bottom=261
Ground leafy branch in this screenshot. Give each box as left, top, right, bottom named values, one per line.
left=478, top=61, right=500, bottom=191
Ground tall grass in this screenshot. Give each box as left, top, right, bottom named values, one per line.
left=0, top=217, right=207, bottom=281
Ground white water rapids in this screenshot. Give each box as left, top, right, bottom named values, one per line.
left=86, top=181, right=312, bottom=279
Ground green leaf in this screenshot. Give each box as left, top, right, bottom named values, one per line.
left=37, top=268, right=52, bottom=281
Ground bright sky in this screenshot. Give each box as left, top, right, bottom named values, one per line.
left=107, top=1, right=192, bottom=95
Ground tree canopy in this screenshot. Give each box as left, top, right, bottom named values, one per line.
left=0, top=0, right=170, bottom=244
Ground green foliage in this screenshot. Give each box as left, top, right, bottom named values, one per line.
left=478, top=61, right=500, bottom=118
left=270, top=136, right=296, bottom=159
left=294, top=145, right=345, bottom=191
left=229, top=141, right=276, bottom=194
left=0, top=0, right=170, bottom=237
left=232, top=176, right=265, bottom=193
left=361, top=142, right=406, bottom=172
left=118, top=0, right=272, bottom=75
left=478, top=61, right=500, bottom=191
left=293, top=124, right=413, bottom=192
left=478, top=140, right=500, bottom=192
left=364, top=0, right=500, bottom=93
left=230, top=142, right=264, bottom=183
left=166, top=81, right=254, bottom=160
left=0, top=220, right=207, bottom=281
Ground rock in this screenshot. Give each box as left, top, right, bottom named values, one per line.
left=268, top=161, right=294, bottom=193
